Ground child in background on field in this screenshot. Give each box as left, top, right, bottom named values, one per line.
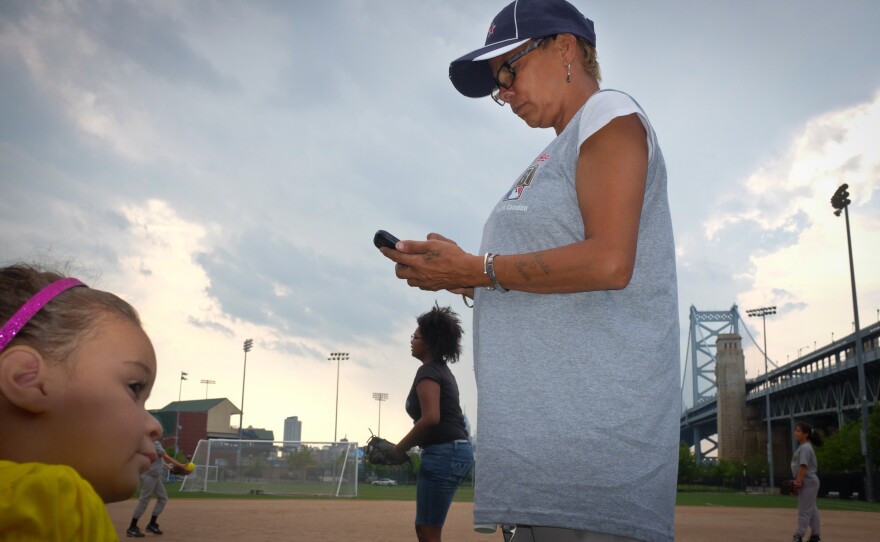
left=127, top=431, right=190, bottom=537
left=0, top=264, right=162, bottom=541
left=791, top=421, right=824, bottom=542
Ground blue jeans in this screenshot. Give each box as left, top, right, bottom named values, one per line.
left=416, top=439, right=474, bottom=526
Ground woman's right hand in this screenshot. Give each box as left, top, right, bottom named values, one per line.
left=381, top=233, right=484, bottom=292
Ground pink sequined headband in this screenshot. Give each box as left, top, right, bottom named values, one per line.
left=0, top=278, right=87, bottom=352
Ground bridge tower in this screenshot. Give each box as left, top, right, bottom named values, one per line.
left=715, top=333, right=746, bottom=462
left=688, top=305, right=740, bottom=407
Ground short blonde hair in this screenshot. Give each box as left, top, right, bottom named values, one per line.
left=577, top=37, right=601, bottom=82
left=541, top=34, right=601, bottom=83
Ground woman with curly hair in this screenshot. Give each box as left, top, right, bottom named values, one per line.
left=390, top=304, right=474, bottom=542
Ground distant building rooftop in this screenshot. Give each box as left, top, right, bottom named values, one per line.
left=159, top=398, right=239, bottom=414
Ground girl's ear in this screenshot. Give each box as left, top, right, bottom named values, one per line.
left=0, top=346, right=52, bottom=413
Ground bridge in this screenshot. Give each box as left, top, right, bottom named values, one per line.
left=679, top=306, right=880, bottom=479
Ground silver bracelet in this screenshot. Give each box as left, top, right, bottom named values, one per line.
left=482, top=252, right=492, bottom=290
left=485, top=252, right=508, bottom=292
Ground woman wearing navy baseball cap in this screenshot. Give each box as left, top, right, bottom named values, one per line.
left=383, top=1, right=679, bottom=540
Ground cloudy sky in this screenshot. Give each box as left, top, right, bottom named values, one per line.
left=2, top=1, right=879, bottom=446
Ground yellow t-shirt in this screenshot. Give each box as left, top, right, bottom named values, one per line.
left=0, top=460, right=118, bottom=541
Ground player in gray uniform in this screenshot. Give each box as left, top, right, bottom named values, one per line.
left=382, top=1, right=678, bottom=540
left=128, top=438, right=188, bottom=537
left=791, top=422, right=823, bottom=542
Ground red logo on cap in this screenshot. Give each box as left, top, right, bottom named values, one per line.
left=487, top=23, right=496, bottom=36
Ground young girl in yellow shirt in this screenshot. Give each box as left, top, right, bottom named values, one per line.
left=0, top=264, right=162, bottom=541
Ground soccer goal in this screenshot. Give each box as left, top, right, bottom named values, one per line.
left=179, top=439, right=359, bottom=497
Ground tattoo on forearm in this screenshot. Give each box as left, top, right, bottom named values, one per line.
left=515, top=254, right=551, bottom=283
left=535, top=254, right=551, bottom=275
left=514, top=261, right=530, bottom=282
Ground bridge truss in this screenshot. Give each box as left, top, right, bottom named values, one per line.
left=685, top=305, right=740, bottom=407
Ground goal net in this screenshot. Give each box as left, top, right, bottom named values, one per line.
left=179, top=439, right=359, bottom=497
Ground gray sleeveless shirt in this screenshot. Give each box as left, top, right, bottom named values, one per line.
left=472, top=90, right=679, bottom=542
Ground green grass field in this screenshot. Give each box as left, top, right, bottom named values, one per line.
left=674, top=492, right=880, bottom=512
left=162, top=482, right=880, bottom=512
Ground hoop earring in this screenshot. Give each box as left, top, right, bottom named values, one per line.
left=566, top=64, right=571, bottom=83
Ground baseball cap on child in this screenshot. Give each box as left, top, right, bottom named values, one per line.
left=449, top=0, right=596, bottom=98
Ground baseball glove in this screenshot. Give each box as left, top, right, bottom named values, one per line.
left=365, top=434, right=410, bottom=466
left=170, top=463, right=194, bottom=476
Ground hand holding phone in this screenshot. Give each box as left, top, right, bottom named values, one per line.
left=373, top=230, right=400, bottom=250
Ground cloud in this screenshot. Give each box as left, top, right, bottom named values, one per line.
left=194, top=227, right=424, bottom=347
left=75, top=2, right=238, bottom=92
left=4, top=0, right=879, bottom=443
left=187, top=316, right=234, bottom=336
left=677, top=90, right=880, bottom=406
left=730, top=92, right=880, bottom=375
left=700, top=90, right=879, bottom=284
left=0, top=1, right=242, bottom=165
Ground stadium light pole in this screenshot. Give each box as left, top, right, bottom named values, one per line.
left=200, top=379, right=216, bottom=399
left=329, top=352, right=349, bottom=442
left=831, top=183, right=875, bottom=502
left=239, top=339, right=253, bottom=440
left=746, top=306, right=776, bottom=490
left=372, top=392, right=389, bottom=437
left=176, top=371, right=187, bottom=456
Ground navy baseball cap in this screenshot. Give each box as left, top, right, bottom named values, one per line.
left=449, top=0, right=596, bottom=98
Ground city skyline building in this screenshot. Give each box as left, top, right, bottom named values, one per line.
left=283, top=415, right=302, bottom=444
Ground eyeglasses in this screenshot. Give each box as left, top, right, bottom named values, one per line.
left=491, top=38, right=546, bottom=106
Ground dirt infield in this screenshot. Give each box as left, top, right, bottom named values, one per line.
left=106, top=499, right=877, bottom=541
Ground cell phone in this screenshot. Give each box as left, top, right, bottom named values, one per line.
left=373, top=230, right=400, bottom=250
